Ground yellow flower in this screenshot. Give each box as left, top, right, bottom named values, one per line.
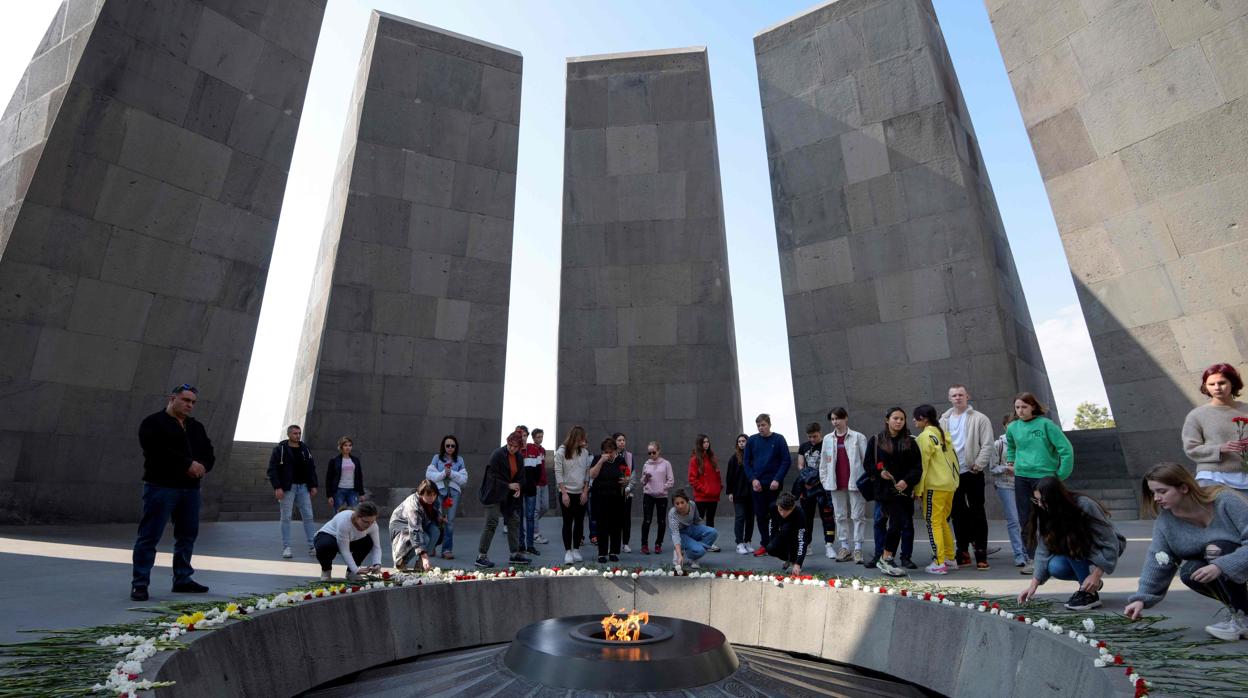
left=190, top=611, right=205, bottom=624
left=224, top=603, right=239, bottom=615
left=175, top=615, right=193, bottom=627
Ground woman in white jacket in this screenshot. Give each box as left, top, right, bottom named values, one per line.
left=554, top=425, right=593, bottom=564
left=425, top=434, right=468, bottom=560
left=820, top=407, right=868, bottom=562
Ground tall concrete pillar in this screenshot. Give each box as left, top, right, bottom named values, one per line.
left=755, top=0, right=1053, bottom=431
left=287, top=12, right=520, bottom=513
left=985, top=1, right=1248, bottom=472
left=557, top=48, right=743, bottom=494
left=0, top=0, right=325, bottom=523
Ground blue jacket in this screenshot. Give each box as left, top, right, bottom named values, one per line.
left=743, top=433, right=792, bottom=486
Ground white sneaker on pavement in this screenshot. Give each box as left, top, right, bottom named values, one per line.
left=564, top=550, right=575, bottom=564
left=925, top=562, right=949, bottom=575
left=825, top=543, right=836, bottom=559
left=622, top=544, right=631, bottom=553
left=1205, top=611, right=1248, bottom=641
left=534, top=533, right=549, bottom=544
left=571, top=550, right=583, bottom=562
left=736, top=543, right=749, bottom=555
left=282, top=546, right=293, bottom=559
left=319, top=570, right=331, bottom=581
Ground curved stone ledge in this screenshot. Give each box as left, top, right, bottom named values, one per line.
left=149, top=577, right=1127, bottom=697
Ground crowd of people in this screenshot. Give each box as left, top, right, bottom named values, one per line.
left=128, top=363, right=1248, bottom=641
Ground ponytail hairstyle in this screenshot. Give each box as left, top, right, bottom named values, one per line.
left=912, top=404, right=947, bottom=451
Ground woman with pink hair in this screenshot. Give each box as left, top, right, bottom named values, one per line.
left=1182, top=363, right=1248, bottom=495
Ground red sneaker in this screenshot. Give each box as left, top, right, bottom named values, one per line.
left=640, top=545, right=650, bottom=554
left=753, top=546, right=767, bottom=557
left=654, top=545, right=662, bottom=554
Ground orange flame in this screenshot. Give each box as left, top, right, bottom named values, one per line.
left=601, top=608, right=650, bottom=642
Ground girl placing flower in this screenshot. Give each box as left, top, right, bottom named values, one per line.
left=1125, top=462, right=1248, bottom=641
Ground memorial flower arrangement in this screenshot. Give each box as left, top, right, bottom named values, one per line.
left=9, top=564, right=1248, bottom=696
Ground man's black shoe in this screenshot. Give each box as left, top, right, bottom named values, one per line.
left=130, top=586, right=148, bottom=602
left=899, top=558, right=918, bottom=570
left=172, top=580, right=209, bottom=593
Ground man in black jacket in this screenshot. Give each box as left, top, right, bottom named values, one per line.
left=267, top=425, right=318, bottom=559
left=476, top=430, right=530, bottom=569
left=130, top=384, right=215, bottom=602
left=765, top=493, right=808, bottom=575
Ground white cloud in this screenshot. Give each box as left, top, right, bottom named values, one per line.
left=1034, top=304, right=1110, bottom=428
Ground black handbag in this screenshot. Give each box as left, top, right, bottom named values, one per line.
left=856, top=438, right=877, bottom=501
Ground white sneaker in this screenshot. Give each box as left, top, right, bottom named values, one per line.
left=1205, top=611, right=1248, bottom=641
left=534, top=533, right=549, bottom=544
left=736, top=543, right=749, bottom=554
left=687, top=561, right=700, bottom=570
left=319, top=570, right=331, bottom=581
left=875, top=557, right=906, bottom=577
left=925, top=562, right=948, bottom=575
left=622, top=544, right=631, bottom=553
left=944, top=559, right=958, bottom=570
left=564, top=550, right=575, bottom=564
left=282, top=546, right=293, bottom=559
left=571, top=550, right=583, bottom=562
left=825, top=543, right=836, bottom=559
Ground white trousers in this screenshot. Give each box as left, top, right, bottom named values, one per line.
left=827, top=489, right=867, bottom=549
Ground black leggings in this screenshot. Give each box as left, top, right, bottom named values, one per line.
left=313, top=531, right=374, bottom=572
left=1179, top=540, right=1248, bottom=614
left=641, top=494, right=668, bottom=547
left=879, top=496, right=913, bottom=556
left=561, top=494, right=585, bottom=550
left=592, top=492, right=624, bottom=557
left=696, top=501, right=718, bottom=528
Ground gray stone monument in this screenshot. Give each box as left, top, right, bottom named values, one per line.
left=557, top=48, right=743, bottom=496
left=986, top=0, right=1248, bottom=473
left=287, top=12, right=520, bottom=515
left=755, top=0, right=1053, bottom=430
left=0, top=0, right=325, bottom=523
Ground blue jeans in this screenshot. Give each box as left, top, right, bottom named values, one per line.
left=874, top=499, right=913, bottom=559
left=332, top=489, right=359, bottom=511
left=680, top=524, right=719, bottom=561
left=1047, top=555, right=1091, bottom=583
left=522, top=494, right=538, bottom=549
left=995, top=485, right=1027, bottom=564
left=131, top=484, right=201, bottom=588
left=441, top=488, right=460, bottom=552
left=279, top=483, right=316, bottom=549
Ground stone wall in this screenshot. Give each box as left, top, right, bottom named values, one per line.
left=0, top=0, right=325, bottom=523
left=149, top=576, right=1127, bottom=697
left=556, top=48, right=743, bottom=497
left=754, top=0, right=1054, bottom=433
left=985, top=0, right=1248, bottom=473
left=286, top=12, right=521, bottom=515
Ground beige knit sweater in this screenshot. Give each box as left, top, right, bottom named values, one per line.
left=1181, top=401, right=1248, bottom=474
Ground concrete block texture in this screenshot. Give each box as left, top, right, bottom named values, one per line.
left=0, top=0, right=325, bottom=523
left=757, top=0, right=1053, bottom=443
left=988, top=0, right=1248, bottom=474
left=287, top=12, right=520, bottom=517
left=557, top=48, right=742, bottom=504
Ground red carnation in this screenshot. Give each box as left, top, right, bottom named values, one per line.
left=128, top=673, right=139, bottom=680
left=937, top=593, right=946, bottom=601
left=382, top=570, right=391, bottom=580
left=1113, top=654, right=1124, bottom=665
left=876, top=462, right=885, bottom=471
left=1125, top=667, right=1133, bottom=676
left=351, top=586, right=361, bottom=593
left=922, top=592, right=932, bottom=600
left=1017, top=615, right=1026, bottom=622
left=621, top=466, right=631, bottom=478
left=878, top=586, right=887, bottom=594
left=303, top=593, right=312, bottom=600
left=1233, top=416, right=1248, bottom=424
left=442, top=497, right=454, bottom=509
left=1097, top=641, right=1107, bottom=648
left=900, top=589, right=908, bottom=596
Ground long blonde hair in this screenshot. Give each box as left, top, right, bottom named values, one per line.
left=1140, top=462, right=1225, bottom=516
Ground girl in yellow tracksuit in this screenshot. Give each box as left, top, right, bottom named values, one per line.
left=913, top=404, right=960, bottom=575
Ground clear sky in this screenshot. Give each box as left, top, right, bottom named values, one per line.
left=0, top=0, right=1110, bottom=441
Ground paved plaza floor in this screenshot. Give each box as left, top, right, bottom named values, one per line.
left=0, top=515, right=1226, bottom=648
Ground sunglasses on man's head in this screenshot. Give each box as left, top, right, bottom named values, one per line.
left=172, top=383, right=198, bottom=395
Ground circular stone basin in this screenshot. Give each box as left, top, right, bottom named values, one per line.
left=568, top=619, right=674, bottom=645
left=503, top=614, right=738, bottom=692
